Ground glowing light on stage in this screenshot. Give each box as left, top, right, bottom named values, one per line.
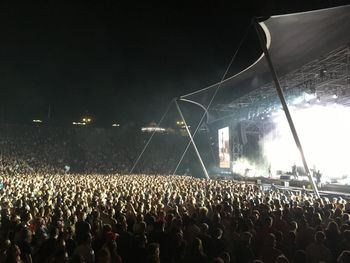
left=304, top=92, right=317, bottom=102
left=291, top=92, right=316, bottom=105
left=292, top=96, right=304, bottom=105
left=262, top=104, right=350, bottom=182
left=232, top=158, right=265, bottom=178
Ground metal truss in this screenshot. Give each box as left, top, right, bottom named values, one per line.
left=232, top=130, right=243, bottom=162
left=239, top=120, right=274, bottom=143
left=213, top=45, right=350, bottom=120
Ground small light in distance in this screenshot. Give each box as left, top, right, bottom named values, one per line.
left=141, top=127, right=165, bottom=133
left=32, top=119, right=42, bottom=123
left=176, top=121, right=185, bottom=125
left=112, top=123, right=120, bottom=127
left=72, top=122, right=86, bottom=126
left=82, top=117, right=92, bottom=123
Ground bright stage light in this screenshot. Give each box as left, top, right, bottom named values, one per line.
left=292, top=96, right=304, bottom=105
left=262, top=104, right=350, bottom=181
left=232, top=158, right=265, bottom=178
left=304, top=92, right=316, bottom=102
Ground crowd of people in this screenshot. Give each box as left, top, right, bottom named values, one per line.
left=1, top=173, right=350, bottom=263
left=0, top=124, right=202, bottom=175
left=1, top=124, right=350, bottom=262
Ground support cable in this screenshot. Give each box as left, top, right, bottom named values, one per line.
left=175, top=100, right=209, bottom=179
left=129, top=98, right=174, bottom=174
left=173, top=20, right=253, bottom=175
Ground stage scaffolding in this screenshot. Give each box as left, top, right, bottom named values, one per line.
left=214, top=44, right=350, bottom=198
left=217, top=44, right=350, bottom=165
left=212, top=45, right=350, bottom=121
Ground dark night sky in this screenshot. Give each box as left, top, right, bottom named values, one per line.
left=0, top=1, right=348, bottom=127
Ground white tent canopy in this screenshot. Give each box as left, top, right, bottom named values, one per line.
left=181, top=5, right=350, bottom=121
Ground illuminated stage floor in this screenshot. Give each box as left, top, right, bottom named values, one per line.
left=229, top=174, right=350, bottom=197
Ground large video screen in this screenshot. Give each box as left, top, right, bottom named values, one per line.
left=218, top=127, right=230, bottom=168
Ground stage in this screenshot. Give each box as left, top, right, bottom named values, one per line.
left=213, top=172, right=350, bottom=198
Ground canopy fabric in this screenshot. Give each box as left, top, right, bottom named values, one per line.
left=180, top=5, right=350, bottom=122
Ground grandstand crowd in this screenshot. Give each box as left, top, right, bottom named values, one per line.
left=1, top=124, right=350, bottom=263
left=0, top=124, right=190, bottom=175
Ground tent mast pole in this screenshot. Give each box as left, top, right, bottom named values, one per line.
left=254, top=20, right=320, bottom=198
left=174, top=99, right=210, bottom=179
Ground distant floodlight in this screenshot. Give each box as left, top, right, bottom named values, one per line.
left=32, top=119, right=42, bottom=123
left=141, top=127, right=165, bottom=133
left=82, top=117, right=92, bottom=123
left=73, top=122, right=86, bottom=126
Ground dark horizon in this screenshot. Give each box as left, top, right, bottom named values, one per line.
left=0, top=1, right=348, bottom=128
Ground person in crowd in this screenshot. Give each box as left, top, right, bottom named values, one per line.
left=184, top=237, right=208, bottom=263
left=259, top=233, right=284, bottom=263
left=291, top=249, right=307, bottom=263
left=305, top=231, right=333, bottom=263
left=337, top=250, right=350, bottom=263
left=73, top=233, right=95, bottom=263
